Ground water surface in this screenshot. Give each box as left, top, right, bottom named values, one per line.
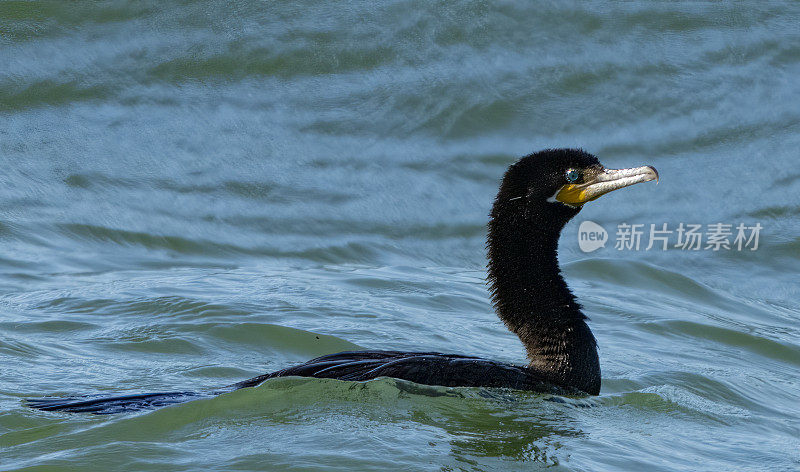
left=1, top=1, right=799, bottom=471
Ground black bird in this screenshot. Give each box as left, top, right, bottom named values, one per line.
left=28, top=149, right=657, bottom=414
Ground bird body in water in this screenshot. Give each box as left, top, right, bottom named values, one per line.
left=28, top=149, right=658, bottom=414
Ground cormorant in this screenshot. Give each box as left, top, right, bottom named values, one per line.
left=28, top=149, right=658, bottom=414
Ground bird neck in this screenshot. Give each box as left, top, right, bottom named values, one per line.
left=487, top=217, right=601, bottom=395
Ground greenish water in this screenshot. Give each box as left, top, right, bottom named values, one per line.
left=2, top=1, right=799, bottom=470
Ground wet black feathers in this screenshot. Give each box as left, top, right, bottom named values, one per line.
left=237, top=351, right=577, bottom=392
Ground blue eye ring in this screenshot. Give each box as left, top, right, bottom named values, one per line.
left=565, top=169, right=581, bottom=183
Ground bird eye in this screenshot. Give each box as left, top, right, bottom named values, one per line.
left=565, top=169, right=581, bottom=183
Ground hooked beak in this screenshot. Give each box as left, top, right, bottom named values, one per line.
left=555, top=165, right=659, bottom=206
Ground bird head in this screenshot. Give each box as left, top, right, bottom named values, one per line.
left=491, top=148, right=658, bottom=232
